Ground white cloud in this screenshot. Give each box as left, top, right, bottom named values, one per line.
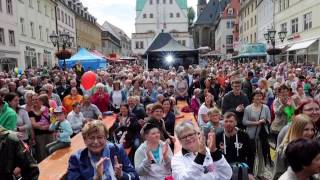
left=80, top=0, right=198, bottom=37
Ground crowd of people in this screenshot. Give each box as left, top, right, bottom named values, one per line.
left=1, top=60, right=320, bottom=180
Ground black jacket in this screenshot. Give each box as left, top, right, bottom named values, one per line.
left=131, top=104, right=146, bottom=120
left=0, top=126, right=39, bottom=180
left=221, top=91, right=250, bottom=129
left=216, top=130, right=254, bottom=173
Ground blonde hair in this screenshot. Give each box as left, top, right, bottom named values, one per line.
left=207, top=108, right=221, bottom=116
left=82, top=120, right=109, bottom=140
left=281, top=114, right=314, bottom=146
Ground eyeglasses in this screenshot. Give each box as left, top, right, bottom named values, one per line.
left=179, top=132, right=198, bottom=141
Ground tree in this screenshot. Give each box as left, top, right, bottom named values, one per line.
left=187, top=7, right=195, bottom=26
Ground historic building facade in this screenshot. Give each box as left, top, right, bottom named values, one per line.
left=17, top=0, right=56, bottom=69
left=0, top=0, right=20, bottom=71
left=132, top=0, right=193, bottom=55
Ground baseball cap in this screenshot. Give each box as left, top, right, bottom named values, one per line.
left=53, top=106, right=64, bottom=113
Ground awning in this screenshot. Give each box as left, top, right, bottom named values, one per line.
left=231, top=52, right=267, bottom=59
left=287, top=39, right=317, bottom=51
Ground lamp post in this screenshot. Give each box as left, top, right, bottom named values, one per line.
left=264, top=28, right=287, bottom=66
left=50, top=30, right=74, bottom=70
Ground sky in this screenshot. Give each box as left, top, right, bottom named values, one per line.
left=80, top=0, right=198, bottom=37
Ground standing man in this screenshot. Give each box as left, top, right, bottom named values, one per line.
left=216, top=112, right=255, bottom=180
left=242, top=71, right=253, bottom=102
left=221, top=80, right=250, bottom=129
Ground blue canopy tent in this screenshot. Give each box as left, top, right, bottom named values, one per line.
left=59, top=48, right=107, bottom=70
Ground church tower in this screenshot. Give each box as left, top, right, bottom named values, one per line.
left=197, top=0, right=207, bottom=17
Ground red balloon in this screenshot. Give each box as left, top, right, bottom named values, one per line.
left=81, top=71, right=97, bottom=90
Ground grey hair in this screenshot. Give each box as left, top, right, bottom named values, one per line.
left=95, top=83, right=105, bottom=89
left=175, top=121, right=197, bottom=138
left=24, top=90, right=35, bottom=100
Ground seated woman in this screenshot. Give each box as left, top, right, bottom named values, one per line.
left=162, top=98, right=176, bottom=136
left=147, top=104, right=174, bottom=143
left=134, top=123, right=173, bottom=180
left=109, top=103, right=141, bottom=165
left=171, top=121, right=232, bottom=180
left=67, top=120, right=139, bottom=180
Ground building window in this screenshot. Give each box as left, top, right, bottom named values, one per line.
left=143, top=13, right=147, bottom=18
left=291, top=17, right=298, bottom=34
left=157, top=0, right=159, bottom=4
left=226, top=35, right=233, bottom=44
left=68, top=16, right=71, bottom=26
left=44, top=4, right=48, bottom=16
left=71, top=18, right=74, bottom=28
left=46, top=28, right=49, bottom=42
left=6, top=0, right=13, bottom=14
left=170, top=0, right=173, bottom=4
left=30, top=22, right=35, bottom=38
left=37, top=0, right=40, bottom=12
left=227, top=8, right=233, bottom=15
left=57, top=8, right=60, bottom=20
left=254, top=15, right=256, bottom=25
left=281, top=22, right=287, bottom=32
left=170, top=13, right=173, bottom=18
left=9, top=30, right=15, bottom=46
left=39, top=26, right=43, bottom=40
left=0, top=28, right=5, bottom=45
left=65, top=13, right=67, bottom=24
left=150, top=13, right=153, bottom=18
left=247, top=20, right=249, bottom=29
left=250, top=34, right=252, bottom=43
left=163, top=0, right=166, bottom=4
left=251, top=17, right=253, bottom=27
left=0, top=0, right=2, bottom=12
left=251, top=3, right=253, bottom=12
left=29, top=0, right=33, bottom=8
left=135, top=41, right=139, bottom=49
left=140, top=41, right=144, bottom=49
left=182, top=40, right=186, bottom=46
left=254, top=32, right=256, bottom=42
left=61, top=10, right=64, bottom=23
left=150, top=0, right=152, bottom=5
left=304, top=12, right=312, bottom=30
left=176, top=13, right=180, bottom=18
left=20, top=18, right=25, bottom=35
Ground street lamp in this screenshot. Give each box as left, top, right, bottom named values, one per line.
left=50, top=30, right=73, bottom=70
left=264, top=28, right=287, bottom=65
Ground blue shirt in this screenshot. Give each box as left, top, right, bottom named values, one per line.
left=49, top=120, right=73, bottom=143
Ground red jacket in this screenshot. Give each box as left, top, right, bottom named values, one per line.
left=91, top=92, right=109, bottom=113
left=190, top=96, right=200, bottom=116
